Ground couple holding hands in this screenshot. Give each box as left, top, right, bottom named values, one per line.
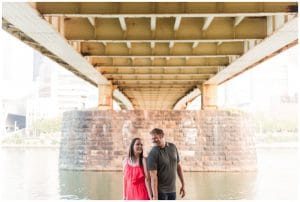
left=123, top=128, right=185, bottom=200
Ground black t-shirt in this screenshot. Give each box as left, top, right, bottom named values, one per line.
left=147, top=142, right=180, bottom=193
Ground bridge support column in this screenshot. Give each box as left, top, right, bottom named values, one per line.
left=60, top=110, right=257, bottom=171
left=201, top=84, right=218, bottom=109
left=98, top=83, right=113, bottom=110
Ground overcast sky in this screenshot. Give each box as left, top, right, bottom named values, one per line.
left=1, top=30, right=36, bottom=99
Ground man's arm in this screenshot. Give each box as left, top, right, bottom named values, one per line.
left=142, top=158, right=152, bottom=199
left=149, top=170, right=158, bottom=200
left=177, top=162, right=185, bottom=198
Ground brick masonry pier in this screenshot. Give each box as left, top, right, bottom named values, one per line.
left=59, top=110, right=257, bottom=171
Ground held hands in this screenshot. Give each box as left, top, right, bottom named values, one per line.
left=179, top=186, right=186, bottom=198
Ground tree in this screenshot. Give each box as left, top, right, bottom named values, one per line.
left=32, top=116, right=62, bottom=135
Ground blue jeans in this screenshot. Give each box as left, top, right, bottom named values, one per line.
left=158, top=192, right=176, bottom=200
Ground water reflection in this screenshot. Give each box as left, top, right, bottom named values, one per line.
left=0, top=148, right=60, bottom=200
left=59, top=170, right=122, bottom=199
left=182, top=172, right=256, bottom=199
left=58, top=169, right=257, bottom=200
left=0, top=147, right=298, bottom=200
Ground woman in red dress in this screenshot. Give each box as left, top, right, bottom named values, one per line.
left=123, top=138, right=151, bottom=200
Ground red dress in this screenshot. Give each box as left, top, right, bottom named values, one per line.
left=124, top=161, right=150, bottom=200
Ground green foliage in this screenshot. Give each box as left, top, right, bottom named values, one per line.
left=0, top=116, right=62, bottom=146
left=254, top=112, right=297, bottom=133
left=1, top=133, right=24, bottom=144
left=255, top=131, right=298, bottom=143
left=32, top=116, right=62, bottom=135
left=0, top=130, right=61, bottom=146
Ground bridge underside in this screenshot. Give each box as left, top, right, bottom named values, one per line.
left=2, top=2, right=298, bottom=172
left=2, top=2, right=298, bottom=110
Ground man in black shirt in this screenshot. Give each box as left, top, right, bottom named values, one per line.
left=147, top=128, right=185, bottom=200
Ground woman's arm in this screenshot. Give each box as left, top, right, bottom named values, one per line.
left=123, top=174, right=126, bottom=199
left=142, top=157, right=152, bottom=199
left=122, top=158, right=127, bottom=199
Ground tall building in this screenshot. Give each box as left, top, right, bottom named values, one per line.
left=1, top=31, right=99, bottom=135
left=187, top=46, right=298, bottom=113
left=26, top=52, right=98, bottom=135
left=51, top=64, right=96, bottom=112
left=218, top=45, right=298, bottom=111
left=1, top=31, right=34, bottom=135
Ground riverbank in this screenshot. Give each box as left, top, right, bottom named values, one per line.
left=0, top=132, right=60, bottom=148
left=1, top=142, right=298, bottom=149
left=1, top=132, right=298, bottom=149
left=0, top=144, right=59, bottom=148
left=256, top=142, right=299, bottom=149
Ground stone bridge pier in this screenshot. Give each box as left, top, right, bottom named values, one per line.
left=59, top=110, right=257, bottom=171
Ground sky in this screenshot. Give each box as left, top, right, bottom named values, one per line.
left=1, top=30, right=36, bottom=99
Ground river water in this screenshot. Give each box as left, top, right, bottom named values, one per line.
left=0, top=147, right=298, bottom=200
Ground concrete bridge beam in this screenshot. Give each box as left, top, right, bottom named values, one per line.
left=201, top=84, right=218, bottom=110
left=98, top=83, right=114, bottom=110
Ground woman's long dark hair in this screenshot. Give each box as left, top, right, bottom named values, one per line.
left=128, top=137, right=143, bottom=167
